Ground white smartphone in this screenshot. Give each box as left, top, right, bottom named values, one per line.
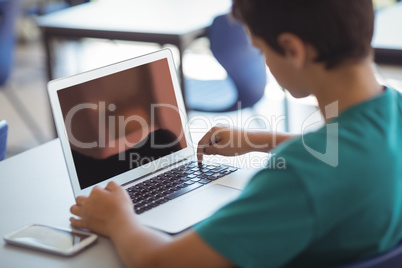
left=4, top=224, right=98, bottom=256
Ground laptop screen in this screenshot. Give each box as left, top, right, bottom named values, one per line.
left=57, top=58, right=187, bottom=189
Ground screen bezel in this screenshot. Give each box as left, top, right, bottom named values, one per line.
left=48, top=49, right=195, bottom=197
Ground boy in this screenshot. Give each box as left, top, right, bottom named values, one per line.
left=70, top=0, right=402, bottom=267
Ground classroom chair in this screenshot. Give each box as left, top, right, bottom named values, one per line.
left=337, top=242, right=402, bottom=268
left=186, top=14, right=267, bottom=112
left=0, top=0, right=46, bottom=143
left=0, top=120, right=8, bottom=161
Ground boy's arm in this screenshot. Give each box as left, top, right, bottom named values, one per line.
left=112, top=224, right=232, bottom=268
left=197, top=125, right=296, bottom=162
left=70, top=181, right=233, bottom=268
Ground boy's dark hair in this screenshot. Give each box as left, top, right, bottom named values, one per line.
left=232, top=0, right=375, bottom=69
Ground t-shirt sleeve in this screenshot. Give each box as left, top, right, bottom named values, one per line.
left=194, top=167, right=316, bottom=268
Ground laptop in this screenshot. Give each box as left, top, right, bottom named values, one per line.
left=48, top=49, right=257, bottom=234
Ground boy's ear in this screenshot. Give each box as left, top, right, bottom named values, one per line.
left=277, top=33, right=308, bottom=69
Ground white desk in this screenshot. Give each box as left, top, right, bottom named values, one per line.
left=0, top=137, right=267, bottom=266
left=373, top=3, right=402, bottom=64
left=0, top=139, right=124, bottom=267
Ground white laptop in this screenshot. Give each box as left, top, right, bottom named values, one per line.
left=48, top=49, right=257, bottom=234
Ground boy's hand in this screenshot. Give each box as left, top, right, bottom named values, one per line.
left=70, top=181, right=134, bottom=237
left=197, top=125, right=254, bottom=162
left=71, top=182, right=233, bottom=268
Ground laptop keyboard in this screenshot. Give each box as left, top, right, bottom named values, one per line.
left=126, top=161, right=238, bottom=214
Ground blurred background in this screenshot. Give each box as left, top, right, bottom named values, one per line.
left=1, top=0, right=402, bottom=159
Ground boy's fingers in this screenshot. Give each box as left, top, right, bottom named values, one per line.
left=105, top=181, right=118, bottom=191
left=197, top=131, right=213, bottom=149
left=70, top=217, right=87, bottom=229
left=197, top=149, right=204, bottom=163
left=196, top=144, right=213, bottom=163
left=197, top=139, right=217, bottom=163
left=196, top=126, right=225, bottom=163
left=197, top=131, right=214, bottom=163
left=75, top=196, right=87, bottom=206
left=203, top=143, right=220, bottom=156
left=70, top=204, right=82, bottom=216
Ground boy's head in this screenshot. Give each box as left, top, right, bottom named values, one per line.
left=232, top=0, right=375, bottom=70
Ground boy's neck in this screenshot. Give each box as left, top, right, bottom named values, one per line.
left=311, top=59, right=382, bottom=119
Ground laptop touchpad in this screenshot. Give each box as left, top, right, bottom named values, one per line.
left=139, top=184, right=240, bottom=234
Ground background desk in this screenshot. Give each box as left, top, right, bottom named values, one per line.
left=373, top=2, right=402, bottom=64
left=36, top=0, right=402, bottom=90
left=36, top=0, right=231, bottom=92
left=0, top=139, right=124, bottom=267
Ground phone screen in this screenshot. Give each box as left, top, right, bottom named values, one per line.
left=6, top=225, right=92, bottom=252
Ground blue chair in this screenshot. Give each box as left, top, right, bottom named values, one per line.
left=0, top=0, right=46, bottom=143
left=0, top=0, right=18, bottom=85
left=337, top=243, right=402, bottom=268
left=186, top=14, right=267, bottom=112
left=0, top=120, right=8, bottom=161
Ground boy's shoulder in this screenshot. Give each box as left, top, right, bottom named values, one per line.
left=273, top=87, right=401, bottom=170
left=257, top=87, right=402, bottom=237
left=268, top=88, right=401, bottom=200
left=264, top=86, right=400, bottom=193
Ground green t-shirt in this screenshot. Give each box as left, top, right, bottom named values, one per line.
left=195, top=88, right=402, bottom=268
